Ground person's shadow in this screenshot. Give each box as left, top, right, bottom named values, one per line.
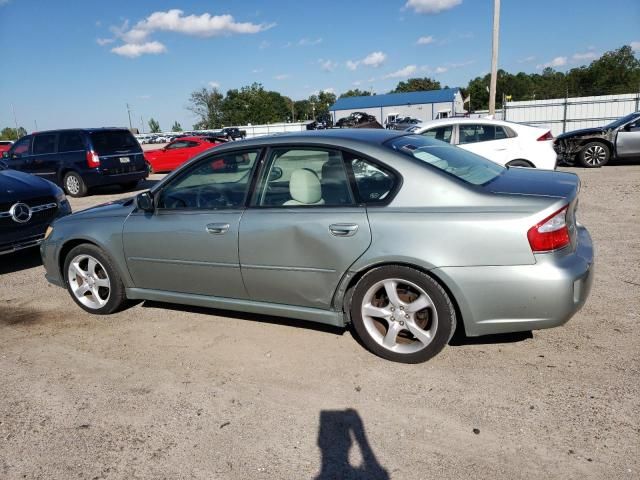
left=315, top=409, right=389, bottom=480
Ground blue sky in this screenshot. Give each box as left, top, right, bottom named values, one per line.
left=0, top=0, right=638, bottom=132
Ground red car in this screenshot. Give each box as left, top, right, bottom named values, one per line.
left=144, top=136, right=223, bottom=173
left=0, top=140, right=14, bottom=155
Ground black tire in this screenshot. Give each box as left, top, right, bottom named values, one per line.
left=579, top=141, right=610, bottom=168
left=63, top=171, right=88, bottom=197
left=63, top=244, right=129, bottom=315
left=349, top=265, right=456, bottom=363
left=507, top=159, right=534, bottom=168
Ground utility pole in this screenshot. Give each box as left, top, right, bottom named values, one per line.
left=11, top=103, right=19, bottom=138
left=141, top=116, right=145, bottom=133
left=488, top=0, right=500, bottom=116
left=126, top=103, right=133, bottom=130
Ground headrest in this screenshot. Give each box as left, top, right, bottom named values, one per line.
left=289, top=168, right=322, bottom=204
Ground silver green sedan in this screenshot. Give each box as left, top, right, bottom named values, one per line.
left=41, top=130, right=594, bottom=363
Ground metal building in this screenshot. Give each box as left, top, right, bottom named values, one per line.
left=329, top=88, right=464, bottom=126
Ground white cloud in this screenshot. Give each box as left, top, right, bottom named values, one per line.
left=416, top=35, right=434, bottom=45
left=572, top=51, right=597, bottom=61
left=208, top=81, right=220, bottom=88
left=111, top=41, right=167, bottom=58
left=537, top=56, right=567, bottom=69
left=383, top=65, right=417, bottom=79
left=259, top=40, right=270, bottom=49
left=319, top=59, right=337, bottom=72
left=282, top=41, right=292, bottom=48
left=251, top=68, right=263, bottom=73
left=0, top=0, right=11, bottom=5
left=347, top=51, right=387, bottom=70
left=352, top=81, right=362, bottom=86
left=631, top=41, right=640, bottom=53
left=299, top=37, right=323, bottom=46
left=274, top=74, right=290, bottom=80
left=518, top=55, right=536, bottom=63
left=434, top=66, right=448, bottom=74
left=405, top=0, right=462, bottom=14
left=96, top=38, right=114, bottom=46
left=137, top=94, right=152, bottom=99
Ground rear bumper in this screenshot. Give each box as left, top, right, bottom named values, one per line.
left=82, top=168, right=148, bottom=188
left=434, top=225, right=594, bottom=337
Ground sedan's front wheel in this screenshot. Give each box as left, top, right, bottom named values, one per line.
left=579, top=142, right=610, bottom=168
left=63, top=244, right=128, bottom=314
left=350, top=266, right=456, bottom=363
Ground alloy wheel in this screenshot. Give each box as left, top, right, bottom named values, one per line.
left=66, top=175, right=81, bottom=195
left=67, top=254, right=111, bottom=310
left=583, top=145, right=607, bottom=166
left=360, top=278, right=438, bottom=354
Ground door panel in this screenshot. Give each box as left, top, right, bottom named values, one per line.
left=239, top=208, right=371, bottom=309
left=616, top=129, right=640, bottom=157
left=123, top=210, right=247, bottom=298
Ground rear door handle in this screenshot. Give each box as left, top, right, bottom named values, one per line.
left=206, top=223, right=230, bottom=235
left=329, top=223, right=359, bottom=237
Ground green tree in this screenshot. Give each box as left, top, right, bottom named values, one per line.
left=391, top=77, right=441, bottom=93
left=1, top=126, right=27, bottom=140
left=294, top=100, right=312, bottom=120
left=148, top=118, right=161, bottom=133
left=171, top=121, right=182, bottom=132
left=308, top=90, right=337, bottom=119
left=188, top=87, right=225, bottom=129
left=339, top=89, right=372, bottom=98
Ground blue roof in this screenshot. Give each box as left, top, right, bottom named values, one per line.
left=330, top=88, right=459, bottom=111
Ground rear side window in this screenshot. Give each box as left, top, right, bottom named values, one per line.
left=58, top=131, right=85, bottom=152
left=344, top=152, right=397, bottom=204
left=33, top=134, right=56, bottom=155
left=421, top=125, right=453, bottom=143
left=89, top=130, right=139, bottom=155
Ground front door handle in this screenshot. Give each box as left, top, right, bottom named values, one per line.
left=206, top=223, right=229, bottom=235
left=329, top=223, right=359, bottom=237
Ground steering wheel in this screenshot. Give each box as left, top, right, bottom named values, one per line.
left=196, top=185, right=230, bottom=209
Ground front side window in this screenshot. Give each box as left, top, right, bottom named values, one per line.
left=158, top=149, right=259, bottom=210
left=33, top=134, right=56, bottom=155
left=421, top=125, right=453, bottom=144
left=10, top=136, right=31, bottom=156
left=58, top=131, right=85, bottom=152
left=255, top=148, right=354, bottom=207
left=386, top=135, right=504, bottom=185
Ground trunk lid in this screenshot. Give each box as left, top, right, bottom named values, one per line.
left=485, top=167, right=579, bottom=199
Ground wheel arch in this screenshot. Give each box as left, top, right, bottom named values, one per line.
left=579, top=137, right=613, bottom=152
left=336, top=261, right=466, bottom=337
left=506, top=159, right=535, bottom=168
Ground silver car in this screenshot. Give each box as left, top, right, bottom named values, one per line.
left=41, top=130, right=594, bottom=363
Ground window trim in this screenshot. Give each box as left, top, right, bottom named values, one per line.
left=249, top=145, right=358, bottom=209
left=152, top=147, right=264, bottom=212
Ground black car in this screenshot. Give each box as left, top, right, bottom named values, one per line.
left=554, top=112, right=640, bottom=167
left=335, top=112, right=378, bottom=128
left=0, top=161, right=71, bottom=256
left=218, top=127, right=247, bottom=140
left=2, top=128, right=148, bottom=197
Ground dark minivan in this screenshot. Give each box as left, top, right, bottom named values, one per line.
left=2, top=128, right=148, bottom=197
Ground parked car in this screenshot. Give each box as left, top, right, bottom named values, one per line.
left=41, top=130, right=593, bottom=363
left=336, top=112, right=377, bottom=128
left=218, top=127, right=247, bottom=140
left=1, top=128, right=148, bottom=197
left=388, top=117, right=423, bottom=131
left=0, top=160, right=71, bottom=255
left=554, top=111, right=640, bottom=167
left=144, top=136, right=223, bottom=173
left=412, top=118, right=557, bottom=169
left=0, top=140, right=14, bottom=154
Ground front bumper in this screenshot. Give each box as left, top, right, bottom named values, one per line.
left=434, top=225, right=594, bottom=337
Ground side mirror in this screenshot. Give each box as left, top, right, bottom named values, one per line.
left=269, top=166, right=283, bottom=181
left=136, top=191, right=154, bottom=212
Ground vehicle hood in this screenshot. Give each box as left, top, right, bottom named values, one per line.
left=69, top=197, right=136, bottom=220
left=555, top=127, right=606, bottom=140
left=486, top=167, right=579, bottom=199
left=0, top=168, right=57, bottom=202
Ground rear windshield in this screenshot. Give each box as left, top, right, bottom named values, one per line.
left=385, top=134, right=504, bottom=185
left=89, top=130, right=139, bottom=154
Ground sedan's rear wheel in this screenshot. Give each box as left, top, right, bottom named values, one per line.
left=350, top=266, right=456, bottom=363
left=63, top=244, right=128, bottom=314
left=579, top=142, right=610, bottom=168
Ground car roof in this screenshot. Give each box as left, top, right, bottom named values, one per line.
left=31, top=127, right=133, bottom=135
left=233, top=128, right=409, bottom=146
left=419, top=117, right=525, bottom=128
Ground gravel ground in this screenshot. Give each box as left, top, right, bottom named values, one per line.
left=1, top=165, right=639, bottom=480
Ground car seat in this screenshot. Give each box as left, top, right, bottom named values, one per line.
left=283, top=168, right=325, bottom=206
left=321, top=154, right=351, bottom=205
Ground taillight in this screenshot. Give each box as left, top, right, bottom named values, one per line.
left=527, top=206, right=570, bottom=252
left=537, top=131, right=553, bottom=141
left=86, top=150, right=100, bottom=168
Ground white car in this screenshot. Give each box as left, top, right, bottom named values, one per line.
left=410, top=118, right=557, bottom=169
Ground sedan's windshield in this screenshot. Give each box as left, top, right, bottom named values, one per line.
left=386, top=134, right=504, bottom=185
left=605, top=112, right=640, bottom=129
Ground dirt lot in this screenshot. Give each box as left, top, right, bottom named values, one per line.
left=1, top=165, right=639, bottom=480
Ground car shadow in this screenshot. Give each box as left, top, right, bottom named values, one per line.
left=139, top=300, right=345, bottom=336
left=0, top=247, right=42, bottom=275
left=89, top=177, right=161, bottom=196
left=449, top=329, right=533, bottom=346
left=315, top=409, right=389, bottom=480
